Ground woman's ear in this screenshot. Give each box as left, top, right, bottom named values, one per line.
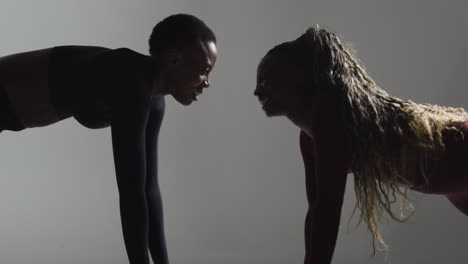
left=165, top=48, right=183, bottom=67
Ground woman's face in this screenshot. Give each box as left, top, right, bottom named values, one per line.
left=254, top=54, right=306, bottom=117
left=160, top=40, right=217, bottom=106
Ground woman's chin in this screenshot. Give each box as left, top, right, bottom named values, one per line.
left=173, top=94, right=193, bottom=106
left=262, top=106, right=282, bottom=117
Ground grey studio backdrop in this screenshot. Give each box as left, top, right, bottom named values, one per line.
left=0, top=0, right=467, bottom=263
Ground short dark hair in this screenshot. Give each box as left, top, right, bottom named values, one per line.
left=149, top=14, right=216, bottom=56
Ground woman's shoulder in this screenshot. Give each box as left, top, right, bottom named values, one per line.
left=443, top=120, right=468, bottom=144
left=105, top=47, right=146, bottom=65
left=98, top=48, right=153, bottom=103
left=109, top=48, right=151, bottom=82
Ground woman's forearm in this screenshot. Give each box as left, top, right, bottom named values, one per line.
left=304, top=202, right=342, bottom=264
left=119, top=193, right=150, bottom=264
left=147, top=189, right=169, bottom=264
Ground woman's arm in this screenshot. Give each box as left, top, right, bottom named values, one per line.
left=300, top=130, right=348, bottom=264
left=300, top=131, right=317, bottom=262
left=111, top=100, right=151, bottom=264
left=145, top=97, right=169, bottom=264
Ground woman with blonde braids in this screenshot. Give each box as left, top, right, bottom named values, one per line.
left=254, top=26, right=468, bottom=263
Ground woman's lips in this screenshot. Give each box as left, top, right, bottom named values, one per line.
left=192, top=90, right=203, bottom=101
left=259, top=96, right=270, bottom=105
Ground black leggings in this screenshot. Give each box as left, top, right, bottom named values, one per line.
left=0, top=83, right=24, bottom=132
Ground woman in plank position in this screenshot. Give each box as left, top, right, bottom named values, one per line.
left=254, top=26, right=467, bottom=263
left=0, top=14, right=217, bottom=264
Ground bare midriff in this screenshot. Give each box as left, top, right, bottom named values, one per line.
left=0, top=48, right=60, bottom=128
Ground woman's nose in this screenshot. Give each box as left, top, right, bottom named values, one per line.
left=254, top=85, right=261, bottom=96
left=202, top=78, right=210, bottom=88
left=254, top=80, right=266, bottom=96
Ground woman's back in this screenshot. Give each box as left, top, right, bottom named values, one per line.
left=0, top=46, right=153, bottom=131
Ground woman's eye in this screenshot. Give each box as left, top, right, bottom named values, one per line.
left=201, top=68, right=210, bottom=76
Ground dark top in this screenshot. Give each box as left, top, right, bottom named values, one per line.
left=0, top=46, right=168, bottom=264
left=49, top=46, right=154, bottom=128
